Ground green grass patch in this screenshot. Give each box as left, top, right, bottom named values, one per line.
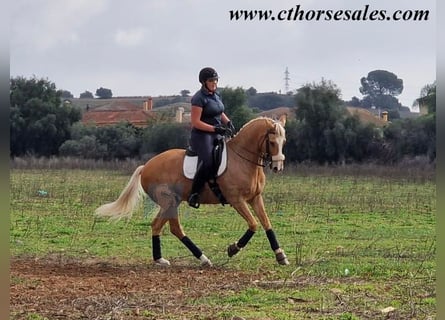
left=10, top=168, right=436, bottom=319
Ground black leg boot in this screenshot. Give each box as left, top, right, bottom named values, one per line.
left=188, top=161, right=207, bottom=209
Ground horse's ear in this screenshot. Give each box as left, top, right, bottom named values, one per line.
left=278, top=114, right=287, bottom=127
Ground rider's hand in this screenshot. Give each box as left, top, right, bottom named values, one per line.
left=214, top=124, right=228, bottom=135
left=227, top=121, right=236, bottom=137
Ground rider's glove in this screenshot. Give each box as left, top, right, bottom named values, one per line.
left=227, top=121, right=236, bottom=137
left=214, top=124, right=228, bottom=135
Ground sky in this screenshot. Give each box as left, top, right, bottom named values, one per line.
left=10, top=0, right=436, bottom=110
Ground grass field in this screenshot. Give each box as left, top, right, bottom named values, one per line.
left=10, top=166, right=436, bottom=319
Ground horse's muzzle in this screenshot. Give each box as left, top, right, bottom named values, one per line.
left=271, top=154, right=285, bottom=172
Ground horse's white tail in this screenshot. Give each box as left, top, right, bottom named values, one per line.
left=95, top=165, right=145, bottom=220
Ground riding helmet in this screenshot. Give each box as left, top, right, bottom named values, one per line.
left=199, top=67, right=219, bottom=84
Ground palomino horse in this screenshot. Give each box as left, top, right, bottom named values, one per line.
left=96, top=115, right=289, bottom=267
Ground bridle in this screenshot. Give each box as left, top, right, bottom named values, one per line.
left=230, top=130, right=275, bottom=168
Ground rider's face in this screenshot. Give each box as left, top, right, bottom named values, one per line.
left=205, top=78, right=218, bottom=92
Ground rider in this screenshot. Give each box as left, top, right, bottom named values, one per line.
left=188, top=67, right=235, bottom=208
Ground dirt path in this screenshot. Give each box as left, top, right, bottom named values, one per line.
left=11, top=256, right=407, bottom=319
left=10, top=256, right=255, bottom=319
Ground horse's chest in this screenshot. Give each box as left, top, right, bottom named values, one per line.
left=246, top=171, right=265, bottom=195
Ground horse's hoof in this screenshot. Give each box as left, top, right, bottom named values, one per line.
left=227, top=243, right=240, bottom=257
left=154, top=258, right=171, bottom=266
left=276, top=252, right=289, bottom=265
left=200, top=254, right=213, bottom=267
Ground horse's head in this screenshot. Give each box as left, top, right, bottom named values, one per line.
left=264, top=115, right=287, bottom=172
left=230, top=115, right=287, bottom=171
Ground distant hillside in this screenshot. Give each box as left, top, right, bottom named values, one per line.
left=70, top=97, right=147, bottom=112
left=247, top=92, right=295, bottom=111
left=70, top=96, right=400, bottom=128
left=345, top=106, right=388, bottom=127
left=259, top=107, right=295, bottom=120
left=259, top=106, right=390, bottom=127
left=69, top=96, right=190, bottom=112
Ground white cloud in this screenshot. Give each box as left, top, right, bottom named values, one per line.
left=11, top=0, right=109, bottom=51
left=114, top=28, right=147, bottom=47
left=10, top=0, right=436, bottom=107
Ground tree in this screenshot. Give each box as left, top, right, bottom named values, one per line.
left=60, top=90, right=73, bottom=98
left=247, top=92, right=295, bottom=110
left=294, top=79, right=347, bottom=163
left=95, top=122, right=142, bottom=159
left=59, top=135, right=107, bottom=159
left=347, top=96, right=361, bottom=107
left=416, top=82, right=436, bottom=114
left=382, top=117, right=434, bottom=162
left=79, top=90, right=94, bottom=99
left=362, top=94, right=401, bottom=118
left=140, top=123, right=189, bottom=157
left=10, top=76, right=81, bottom=157
left=341, top=115, right=381, bottom=162
left=246, top=87, right=257, bottom=96
left=219, top=87, right=255, bottom=130
left=180, top=89, right=190, bottom=97
left=291, top=79, right=383, bottom=164
left=413, top=81, right=436, bottom=160
left=359, top=70, right=403, bottom=109
left=59, top=122, right=107, bottom=159
left=95, top=87, right=113, bottom=99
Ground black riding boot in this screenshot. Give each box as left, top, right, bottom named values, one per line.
left=188, top=162, right=208, bottom=209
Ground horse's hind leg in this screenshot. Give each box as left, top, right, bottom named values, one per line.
left=150, top=183, right=211, bottom=266
left=249, top=194, right=289, bottom=265
left=168, top=218, right=212, bottom=267
left=151, top=215, right=170, bottom=266
left=150, top=184, right=181, bottom=266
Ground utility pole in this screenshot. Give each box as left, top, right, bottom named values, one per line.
left=284, top=67, right=290, bottom=94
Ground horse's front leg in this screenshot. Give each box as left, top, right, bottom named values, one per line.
left=249, top=194, right=289, bottom=265
left=227, top=201, right=258, bottom=257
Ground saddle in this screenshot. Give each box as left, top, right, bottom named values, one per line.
left=183, top=137, right=228, bottom=204
left=183, top=138, right=227, bottom=179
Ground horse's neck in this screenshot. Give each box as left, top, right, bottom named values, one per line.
left=229, top=121, right=266, bottom=153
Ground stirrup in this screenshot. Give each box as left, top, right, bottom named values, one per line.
left=188, top=193, right=200, bottom=208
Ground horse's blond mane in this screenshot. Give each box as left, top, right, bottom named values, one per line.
left=273, top=119, right=286, bottom=137
left=238, top=116, right=269, bottom=132
left=234, top=116, right=284, bottom=138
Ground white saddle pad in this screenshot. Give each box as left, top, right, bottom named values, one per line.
left=183, top=142, right=228, bottom=180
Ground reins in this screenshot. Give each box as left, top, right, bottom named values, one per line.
left=229, top=131, right=273, bottom=168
